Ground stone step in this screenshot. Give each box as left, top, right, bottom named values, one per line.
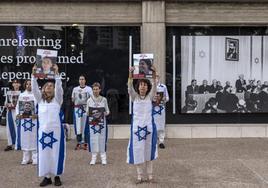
left=1, top=124, right=268, bottom=139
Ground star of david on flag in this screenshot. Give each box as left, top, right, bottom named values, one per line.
left=134, top=126, right=151, bottom=141
left=21, top=119, right=35, bottom=132
left=39, top=131, right=58, bottom=150
left=91, top=124, right=104, bottom=134
left=153, top=105, right=164, bottom=115
left=76, top=106, right=86, bottom=118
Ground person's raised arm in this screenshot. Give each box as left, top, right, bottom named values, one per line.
left=149, top=66, right=157, bottom=100
left=128, top=66, right=137, bottom=100
left=31, top=65, right=42, bottom=102
left=54, top=64, right=63, bottom=105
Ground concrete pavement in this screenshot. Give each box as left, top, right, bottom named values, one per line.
left=1, top=138, right=268, bottom=188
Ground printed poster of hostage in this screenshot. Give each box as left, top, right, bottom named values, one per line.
left=133, top=53, right=154, bottom=79
left=88, top=107, right=105, bottom=126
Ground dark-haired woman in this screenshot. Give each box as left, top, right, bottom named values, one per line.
left=32, top=64, right=65, bottom=187
left=127, top=66, right=157, bottom=183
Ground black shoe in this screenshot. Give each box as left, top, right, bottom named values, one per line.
left=39, top=177, right=52, bottom=187
left=75, top=144, right=81, bottom=150
left=159, top=143, right=165, bottom=149
left=54, top=176, right=62, bottom=186
left=4, top=145, right=13, bottom=151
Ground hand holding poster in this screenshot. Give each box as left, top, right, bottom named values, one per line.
left=34, top=49, right=58, bottom=79
left=133, top=54, right=154, bottom=79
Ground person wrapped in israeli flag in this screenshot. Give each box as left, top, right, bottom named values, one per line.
left=127, top=66, right=158, bottom=183
left=4, top=79, right=21, bottom=151
left=32, top=64, right=65, bottom=187
left=152, top=74, right=169, bottom=149
left=15, top=79, right=38, bottom=165
left=86, top=82, right=110, bottom=165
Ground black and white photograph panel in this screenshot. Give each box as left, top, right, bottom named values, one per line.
left=181, top=36, right=268, bottom=113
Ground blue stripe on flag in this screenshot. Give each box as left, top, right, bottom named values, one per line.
left=86, top=117, right=91, bottom=152
left=73, top=109, right=77, bottom=135
left=16, top=119, right=21, bottom=150
left=150, top=110, right=157, bottom=160
left=128, top=103, right=134, bottom=164
left=8, top=110, right=16, bottom=145
left=36, top=105, right=39, bottom=177
left=105, top=119, right=108, bottom=152
left=57, top=111, right=65, bottom=175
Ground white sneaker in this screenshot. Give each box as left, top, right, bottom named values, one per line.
left=90, top=158, right=96, bottom=165
left=32, top=160, right=37, bottom=165
left=21, top=160, right=29, bottom=165
left=100, top=153, right=107, bottom=165
left=101, top=159, right=107, bottom=165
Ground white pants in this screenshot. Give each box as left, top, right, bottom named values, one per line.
left=22, top=150, right=37, bottom=163
left=158, top=130, right=165, bottom=144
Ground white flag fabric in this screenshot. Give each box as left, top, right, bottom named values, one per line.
left=127, top=97, right=158, bottom=165
left=16, top=118, right=37, bottom=151
left=37, top=100, right=65, bottom=177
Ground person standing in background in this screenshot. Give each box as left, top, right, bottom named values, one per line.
left=72, top=75, right=92, bottom=150
left=86, top=82, right=110, bottom=165
left=235, top=74, right=247, bottom=93
left=4, top=79, right=21, bottom=151
left=15, top=80, right=38, bottom=165
left=153, top=74, right=169, bottom=149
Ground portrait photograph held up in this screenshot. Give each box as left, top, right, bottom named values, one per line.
left=34, top=49, right=58, bottom=79
left=133, top=53, right=154, bottom=79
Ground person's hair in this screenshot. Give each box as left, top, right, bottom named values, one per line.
left=12, top=79, right=20, bottom=84
left=92, top=82, right=101, bottom=89
left=10, top=79, right=21, bottom=90
left=140, top=59, right=152, bottom=67
left=42, top=56, right=52, bottom=62
left=41, top=81, right=55, bottom=103
left=191, top=79, right=196, bottom=84
left=79, top=75, right=86, bottom=80
left=205, top=97, right=217, bottom=109
left=134, top=79, right=152, bottom=96
left=186, top=99, right=198, bottom=111
left=224, top=85, right=231, bottom=92
left=23, top=79, right=31, bottom=90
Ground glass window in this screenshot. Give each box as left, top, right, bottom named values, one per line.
left=0, top=26, right=140, bottom=124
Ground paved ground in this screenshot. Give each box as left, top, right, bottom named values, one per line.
left=1, top=138, right=268, bottom=188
